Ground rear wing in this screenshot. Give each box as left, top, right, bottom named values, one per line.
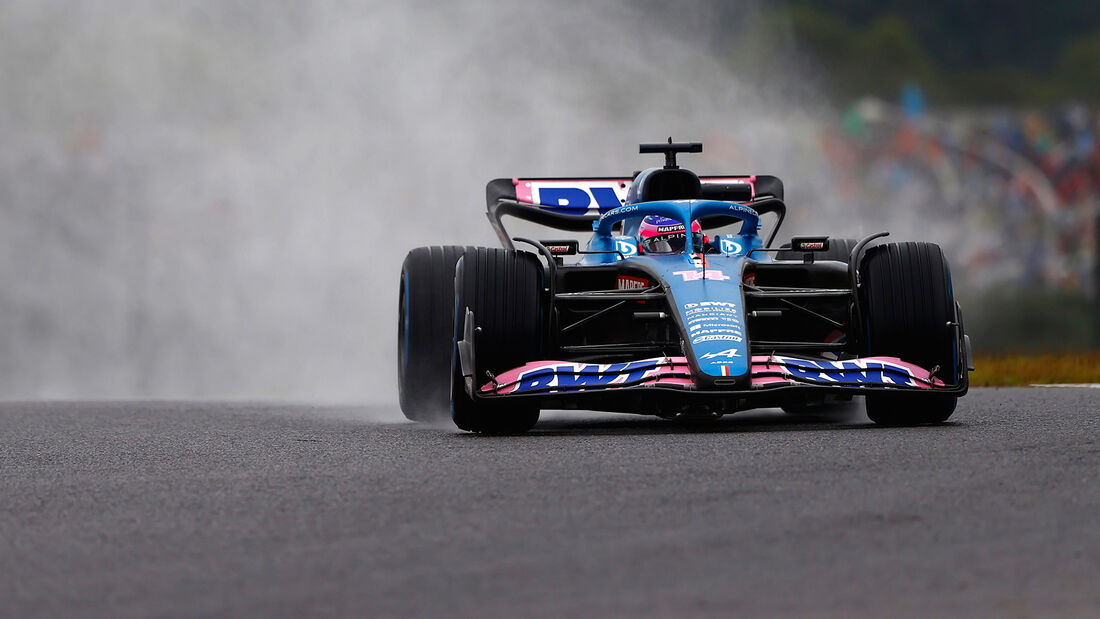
left=486, top=175, right=786, bottom=248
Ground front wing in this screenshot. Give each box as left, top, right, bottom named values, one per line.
left=472, top=354, right=965, bottom=415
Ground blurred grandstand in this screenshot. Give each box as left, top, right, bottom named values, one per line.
left=752, top=0, right=1100, bottom=352
left=824, top=96, right=1097, bottom=295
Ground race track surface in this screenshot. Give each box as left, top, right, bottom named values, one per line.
left=2, top=388, right=1099, bottom=617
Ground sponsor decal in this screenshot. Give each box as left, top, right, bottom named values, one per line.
left=692, top=334, right=743, bottom=343
left=780, top=358, right=899, bottom=385
left=701, top=348, right=741, bottom=359
left=743, top=272, right=756, bottom=286
left=490, top=358, right=693, bottom=394
left=693, top=324, right=739, bottom=332
left=514, top=360, right=657, bottom=392
left=683, top=298, right=743, bottom=345
left=600, top=204, right=638, bottom=221
left=617, top=275, right=649, bottom=290
left=615, top=239, right=638, bottom=256
left=798, top=241, right=826, bottom=250
left=753, top=356, right=942, bottom=388
left=686, top=308, right=739, bottom=315
left=684, top=309, right=741, bottom=321
left=519, top=180, right=628, bottom=215
left=684, top=301, right=738, bottom=309
left=690, top=330, right=742, bottom=339
left=541, top=239, right=578, bottom=255
left=482, top=357, right=698, bottom=394
left=686, top=314, right=739, bottom=325
left=673, top=270, right=730, bottom=282
left=656, top=224, right=686, bottom=233
left=719, top=239, right=743, bottom=255
left=693, top=328, right=744, bottom=335
left=683, top=302, right=741, bottom=336
left=728, top=204, right=758, bottom=217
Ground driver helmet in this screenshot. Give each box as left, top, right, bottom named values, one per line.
left=638, top=216, right=704, bottom=253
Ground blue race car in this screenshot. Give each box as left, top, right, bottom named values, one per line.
left=398, top=141, right=973, bottom=433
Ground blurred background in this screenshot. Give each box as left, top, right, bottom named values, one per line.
left=0, top=0, right=1096, bottom=401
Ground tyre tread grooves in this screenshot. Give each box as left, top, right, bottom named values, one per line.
left=860, top=241, right=957, bottom=425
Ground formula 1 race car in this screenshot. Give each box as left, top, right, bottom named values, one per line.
left=398, top=141, right=973, bottom=433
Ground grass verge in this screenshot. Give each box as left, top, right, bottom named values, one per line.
left=971, top=352, right=1100, bottom=387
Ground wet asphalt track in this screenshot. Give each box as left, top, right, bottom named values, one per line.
left=2, top=388, right=1099, bottom=618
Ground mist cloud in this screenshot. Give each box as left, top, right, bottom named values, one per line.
left=0, top=0, right=856, bottom=401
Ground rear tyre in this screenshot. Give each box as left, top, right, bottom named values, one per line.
left=859, top=242, right=958, bottom=425
left=776, top=237, right=860, bottom=262
left=451, top=248, right=544, bottom=434
left=398, top=246, right=473, bottom=423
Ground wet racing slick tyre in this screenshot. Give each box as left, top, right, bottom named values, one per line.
left=859, top=242, right=958, bottom=426
left=451, top=247, right=544, bottom=434
left=776, top=237, right=860, bottom=262
left=398, top=245, right=475, bottom=423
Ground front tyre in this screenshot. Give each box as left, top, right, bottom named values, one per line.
left=859, top=242, right=958, bottom=425
left=451, top=248, right=545, bottom=434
